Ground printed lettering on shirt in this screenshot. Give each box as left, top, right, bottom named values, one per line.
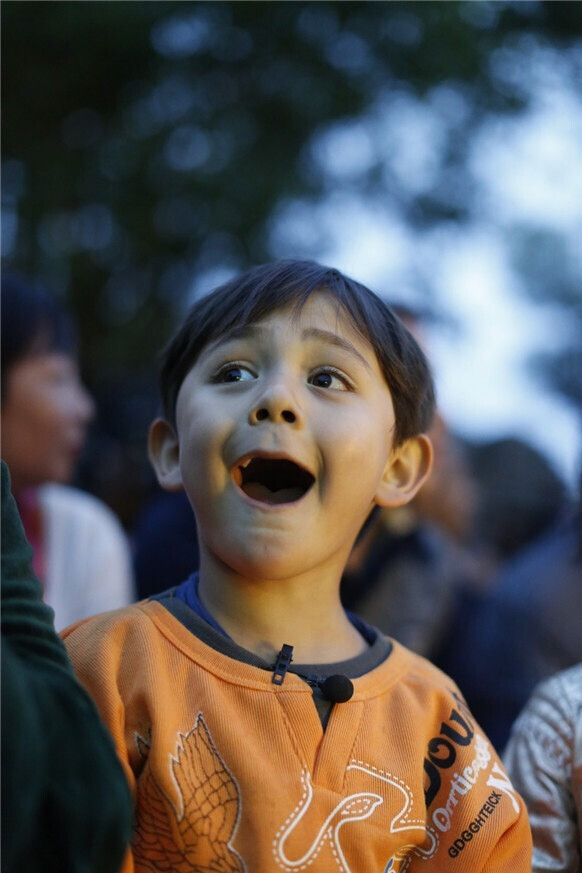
left=446, top=791, right=503, bottom=858
left=421, top=690, right=522, bottom=861
left=423, top=691, right=475, bottom=808
left=431, top=733, right=492, bottom=833
left=486, top=761, right=520, bottom=813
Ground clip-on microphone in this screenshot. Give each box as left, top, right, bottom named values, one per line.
left=271, top=644, right=354, bottom=703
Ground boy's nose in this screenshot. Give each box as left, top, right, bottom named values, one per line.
left=248, top=379, right=303, bottom=427
left=250, top=406, right=297, bottom=424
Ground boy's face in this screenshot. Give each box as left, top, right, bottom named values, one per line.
left=153, top=292, right=429, bottom=581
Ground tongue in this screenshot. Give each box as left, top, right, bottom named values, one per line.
left=243, top=482, right=303, bottom=504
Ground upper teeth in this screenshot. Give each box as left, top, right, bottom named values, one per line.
left=240, top=458, right=252, bottom=469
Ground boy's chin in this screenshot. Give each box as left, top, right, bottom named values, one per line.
left=205, top=540, right=318, bottom=583
left=222, top=552, right=306, bottom=582
left=197, top=502, right=363, bottom=582
left=206, top=532, right=355, bottom=585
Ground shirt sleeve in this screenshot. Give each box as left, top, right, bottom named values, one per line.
left=1, top=460, right=133, bottom=873
left=504, top=672, right=581, bottom=873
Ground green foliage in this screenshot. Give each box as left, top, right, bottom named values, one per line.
left=3, top=2, right=580, bottom=369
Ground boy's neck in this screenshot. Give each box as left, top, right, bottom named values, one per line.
left=197, top=556, right=367, bottom=664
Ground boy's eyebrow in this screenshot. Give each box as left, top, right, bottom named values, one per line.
left=203, top=324, right=263, bottom=354
left=205, top=324, right=372, bottom=371
left=301, top=328, right=372, bottom=371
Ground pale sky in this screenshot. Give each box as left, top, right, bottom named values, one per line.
left=271, top=77, right=582, bottom=491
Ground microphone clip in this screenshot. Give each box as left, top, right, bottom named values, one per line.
left=272, top=644, right=294, bottom=685
left=271, top=645, right=354, bottom=703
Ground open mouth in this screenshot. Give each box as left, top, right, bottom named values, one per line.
left=234, top=457, right=315, bottom=505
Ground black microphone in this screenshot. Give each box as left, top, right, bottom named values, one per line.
left=318, top=674, right=354, bottom=703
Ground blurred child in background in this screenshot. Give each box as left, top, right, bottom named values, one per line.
left=1, top=275, right=134, bottom=629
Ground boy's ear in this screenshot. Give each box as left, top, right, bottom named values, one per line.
left=375, top=434, right=433, bottom=508
left=148, top=417, right=184, bottom=492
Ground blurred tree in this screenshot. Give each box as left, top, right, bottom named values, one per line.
left=2, top=0, right=581, bottom=519
left=512, top=228, right=582, bottom=412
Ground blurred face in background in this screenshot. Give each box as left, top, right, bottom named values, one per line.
left=1, top=349, right=95, bottom=492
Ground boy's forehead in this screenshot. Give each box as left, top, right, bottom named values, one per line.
left=199, top=294, right=374, bottom=364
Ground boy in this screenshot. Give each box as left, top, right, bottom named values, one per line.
left=63, top=260, right=532, bottom=872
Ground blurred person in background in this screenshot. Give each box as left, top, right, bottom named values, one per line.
left=1, top=274, right=135, bottom=630
left=504, top=662, right=582, bottom=872
left=437, top=444, right=580, bottom=752
left=463, top=436, right=569, bottom=577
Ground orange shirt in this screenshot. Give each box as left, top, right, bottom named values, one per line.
left=63, top=600, right=532, bottom=872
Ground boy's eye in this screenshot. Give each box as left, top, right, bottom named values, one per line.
left=215, top=364, right=255, bottom=383
left=308, top=368, right=350, bottom=391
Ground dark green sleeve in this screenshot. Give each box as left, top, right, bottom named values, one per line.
left=1, top=461, right=133, bottom=873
